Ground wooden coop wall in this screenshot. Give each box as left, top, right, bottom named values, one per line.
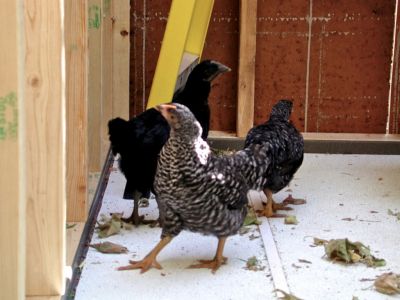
left=1, top=0, right=131, bottom=298
left=130, top=0, right=400, bottom=134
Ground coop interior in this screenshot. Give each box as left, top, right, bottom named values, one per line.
left=1, top=0, right=400, bottom=300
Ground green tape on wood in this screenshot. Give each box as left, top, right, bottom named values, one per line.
left=0, top=92, right=18, bottom=141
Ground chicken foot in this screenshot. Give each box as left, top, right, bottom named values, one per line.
left=257, top=189, right=288, bottom=218
left=122, top=191, right=155, bottom=226
left=117, top=236, right=173, bottom=273
left=282, top=194, right=306, bottom=205
left=188, top=237, right=228, bottom=274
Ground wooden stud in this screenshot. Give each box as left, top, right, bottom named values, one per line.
left=101, top=0, right=114, bottom=164
left=237, top=0, right=258, bottom=137
left=0, top=1, right=25, bottom=299
left=88, top=0, right=103, bottom=172
left=112, top=0, right=130, bottom=119
left=388, top=0, right=400, bottom=134
left=65, top=0, right=89, bottom=222
left=24, top=0, right=66, bottom=296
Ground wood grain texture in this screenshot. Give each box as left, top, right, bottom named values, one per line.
left=0, top=1, right=25, bottom=299
left=65, top=0, right=88, bottom=222
left=88, top=0, right=103, bottom=172
left=24, top=0, right=66, bottom=296
left=101, top=0, right=114, bottom=164
left=389, top=0, right=400, bottom=134
left=112, top=0, right=130, bottom=118
left=237, top=0, right=258, bottom=137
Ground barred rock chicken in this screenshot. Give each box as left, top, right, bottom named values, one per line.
left=118, top=103, right=269, bottom=273
left=244, top=99, right=305, bottom=218
left=108, top=60, right=230, bottom=225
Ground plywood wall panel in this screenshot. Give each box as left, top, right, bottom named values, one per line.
left=130, top=0, right=396, bottom=134
left=308, top=0, right=394, bottom=133
left=203, top=0, right=239, bottom=133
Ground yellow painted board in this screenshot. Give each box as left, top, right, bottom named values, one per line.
left=0, top=0, right=25, bottom=299
left=147, top=0, right=196, bottom=109
left=24, top=0, right=66, bottom=296
left=185, top=0, right=214, bottom=57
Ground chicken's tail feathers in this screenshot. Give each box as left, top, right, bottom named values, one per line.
left=108, top=117, right=130, bottom=155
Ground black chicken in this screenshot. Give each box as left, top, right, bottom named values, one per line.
left=244, top=99, right=305, bottom=218
left=173, top=60, right=230, bottom=139
left=108, top=60, right=230, bottom=225
left=118, top=103, right=269, bottom=273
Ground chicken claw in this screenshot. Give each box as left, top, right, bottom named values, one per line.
left=282, top=194, right=306, bottom=205
left=188, top=257, right=228, bottom=274
left=188, top=237, right=228, bottom=274
left=117, top=257, right=162, bottom=273
left=117, top=236, right=172, bottom=273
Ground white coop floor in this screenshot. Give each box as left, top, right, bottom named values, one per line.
left=75, top=154, right=400, bottom=300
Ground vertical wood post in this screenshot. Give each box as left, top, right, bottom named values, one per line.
left=65, top=1, right=89, bottom=221
left=24, top=0, right=66, bottom=296
left=112, top=0, right=130, bottom=119
left=88, top=0, right=103, bottom=172
left=101, top=0, right=114, bottom=163
left=0, top=1, right=25, bottom=299
left=388, top=0, right=400, bottom=134
left=237, top=0, right=258, bottom=137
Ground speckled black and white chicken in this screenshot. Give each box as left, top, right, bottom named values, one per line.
left=244, top=99, right=305, bottom=218
left=108, top=60, right=230, bottom=225
left=118, top=103, right=269, bottom=273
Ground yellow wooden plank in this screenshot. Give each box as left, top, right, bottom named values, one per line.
left=88, top=0, right=103, bottom=172
left=0, top=1, right=25, bottom=299
left=65, top=0, right=89, bottom=222
left=147, top=0, right=197, bottom=109
left=24, top=0, right=66, bottom=296
left=237, top=0, right=258, bottom=137
left=185, top=0, right=214, bottom=57
left=112, top=0, right=130, bottom=119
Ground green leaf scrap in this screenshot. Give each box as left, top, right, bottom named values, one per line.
left=284, top=215, right=298, bottom=225
left=275, top=289, right=303, bottom=300
left=245, top=256, right=265, bottom=271
left=96, top=213, right=124, bottom=238
left=243, top=207, right=261, bottom=226
left=388, top=209, right=400, bottom=221
left=315, top=238, right=386, bottom=267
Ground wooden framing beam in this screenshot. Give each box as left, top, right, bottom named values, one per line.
left=0, top=1, right=25, bottom=299
left=65, top=0, right=89, bottom=221
left=88, top=0, right=103, bottom=172
left=24, top=0, right=66, bottom=296
left=388, top=0, right=400, bottom=134
left=100, top=0, right=114, bottom=164
left=112, top=0, right=130, bottom=119
left=237, top=0, right=258, bottom=137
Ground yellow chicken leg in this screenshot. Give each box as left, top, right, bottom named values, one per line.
left=257, top=189, right=287, bottom=218
left=117, top=236, right=173, bottom=273
left=188, top=237, right=228, bottom=274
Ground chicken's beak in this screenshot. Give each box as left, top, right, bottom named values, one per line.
left=206, top=61, right=231, bottom=81
left=215, top=61, right=231, bottom=74
left=156, top=104, right=176, bottom=120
